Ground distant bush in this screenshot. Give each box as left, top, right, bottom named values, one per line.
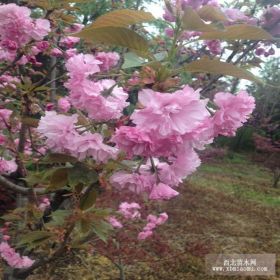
left=214, top=126, right=255, bottom=152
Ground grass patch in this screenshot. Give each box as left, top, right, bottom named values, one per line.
left=191, top=153, right=280, bottom=207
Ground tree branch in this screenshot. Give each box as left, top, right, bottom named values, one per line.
left=200, top=41, right=259, bottom=95
left=0, top=175, right=46, bottom=195
left=50, top=57, right=57, bottom=104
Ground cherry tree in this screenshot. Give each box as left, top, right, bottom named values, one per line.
left=0, top=0, right=278, bottom=278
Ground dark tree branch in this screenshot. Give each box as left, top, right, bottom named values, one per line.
left=0, top=175, right=46, bottom=195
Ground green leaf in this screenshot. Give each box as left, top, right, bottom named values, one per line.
left=122, top=52, right=145, bottom=69
left=182, top=57, right=262, bottom=83
left=48, top=210, right=72, bottom=226
left=197, top=5, right=228, bottom=22
left=80, top=188, right=98, bottom=210
left=200, top=24, right=273, bottom=40
left=76, top=26, right=150, bottom=57
left=154, top=51, right=168, bottom=62
left=79, top=218, right=91, bottom=234
left=24, top=170, right=50, bottom=186
left=31, top=85, right=50, bottom=92
left=68, top=163, right=98, bottom=188
left=92, top=220, right=113, bottom=242
left=43, top=153, right=78, bottom=164
left=182, top=7, right=219, bottom=32
left=92, top=208, right=111, bottom=218
left=17, top=231, right=52, bottom=246
left=89, top=9, right=154, bottom=29
left=48, top=167, right=70, bottom=190
left=26, top=0, right=90, bottom=9
left=1, top=213, right=22, bottom=221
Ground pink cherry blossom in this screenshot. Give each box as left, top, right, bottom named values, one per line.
left=110, top=171, right=155, bottom=194
left=65, top=53, right=101, bottom=81
left=36, top=41, right=50, bottom=51
left=118, top=202, right=141, bottom=220
left=169, top=146, right=201, bottom=179
left=37, top=111, right=79, bottom=152
left=96, top=52, right=120, bottom=72
left=165, top=27, right=174, bottom=38
left=66, top=59, right=128, bottom=120
left=38, top=197, right=50, bottom=211
left=50, top=48, right=63, bottom=57
left=0, top=109, right=12, bottom=129
left=223, top=8, right=250, bottom=23
left=0, top=158, right=17, bottom=174
left=163, top=8, right=176, bottom=22
left=150, top=133, right=183, bottom=157
left=30, top=19, right=51, bottom=40
left=182, top=118, right=214, bottom=150
left=107, top=216, right=123, bottom=229
left=30, top=46, right=40, bottom=56
left=262, top=7, right=280, bottom=36
left=37, top=111, right=118, bottom=163
left=67, top=132, right=118, bottom=163
left=1, top=40, right=18, bottom=51
left=138, top=212, right=168, bottom=241
left=58, top=97, right=71, bottom=113
left=85, top=79, right=128, bottom=121
left=0, top=242, right=35, bottom=268
left=213, top=91, right=255, bottom=136
left=0, top=4, right=50, bottom=56
left=131, top=86, right=209, bottom=136
left=64, top=48, right=78, bottom=59
left=0, top=4, right=33, bottom=47
left=149, top=183, right=179, bottom=200
left=147, top=214, right=158, bottom=224
left=64, top=23, right=84, bottom=34
left=3, top=235, right=10, bottom=241
left=0, top=74, right=19, bottom=89
left=0, top=134, right=6, bottom=145
left=60, top=36, right=80, bottom=48
left=138, top=230, right=153, bottom=240
left=143, top=222, right=157, bottom=231
left=156, top=212, right=168, bottom=225
left=112, top=126, right=154, bottom=158
left=205, top=40, right=222, bottom=55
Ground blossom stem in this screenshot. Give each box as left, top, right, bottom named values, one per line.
left=150, top=157, right=160, bottom=183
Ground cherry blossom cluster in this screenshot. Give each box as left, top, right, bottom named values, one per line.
left=37, top=74, right=255, bottom=201
left=0, top=109, right=18, bottom=174
left=0, top=223, right=34, bottom=268
left=110, top=87, right=254, bottom=200
left=64, top=53, right=127, bottom=120
left=0, top=242, right=35, bottom=268
left=138, top=213, right=168, bottom=240
left=107, top=203, right=168, bottom=240
left=37, top=111, right=118, bottom=163
left=0, top=4, right=50, bottom=61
